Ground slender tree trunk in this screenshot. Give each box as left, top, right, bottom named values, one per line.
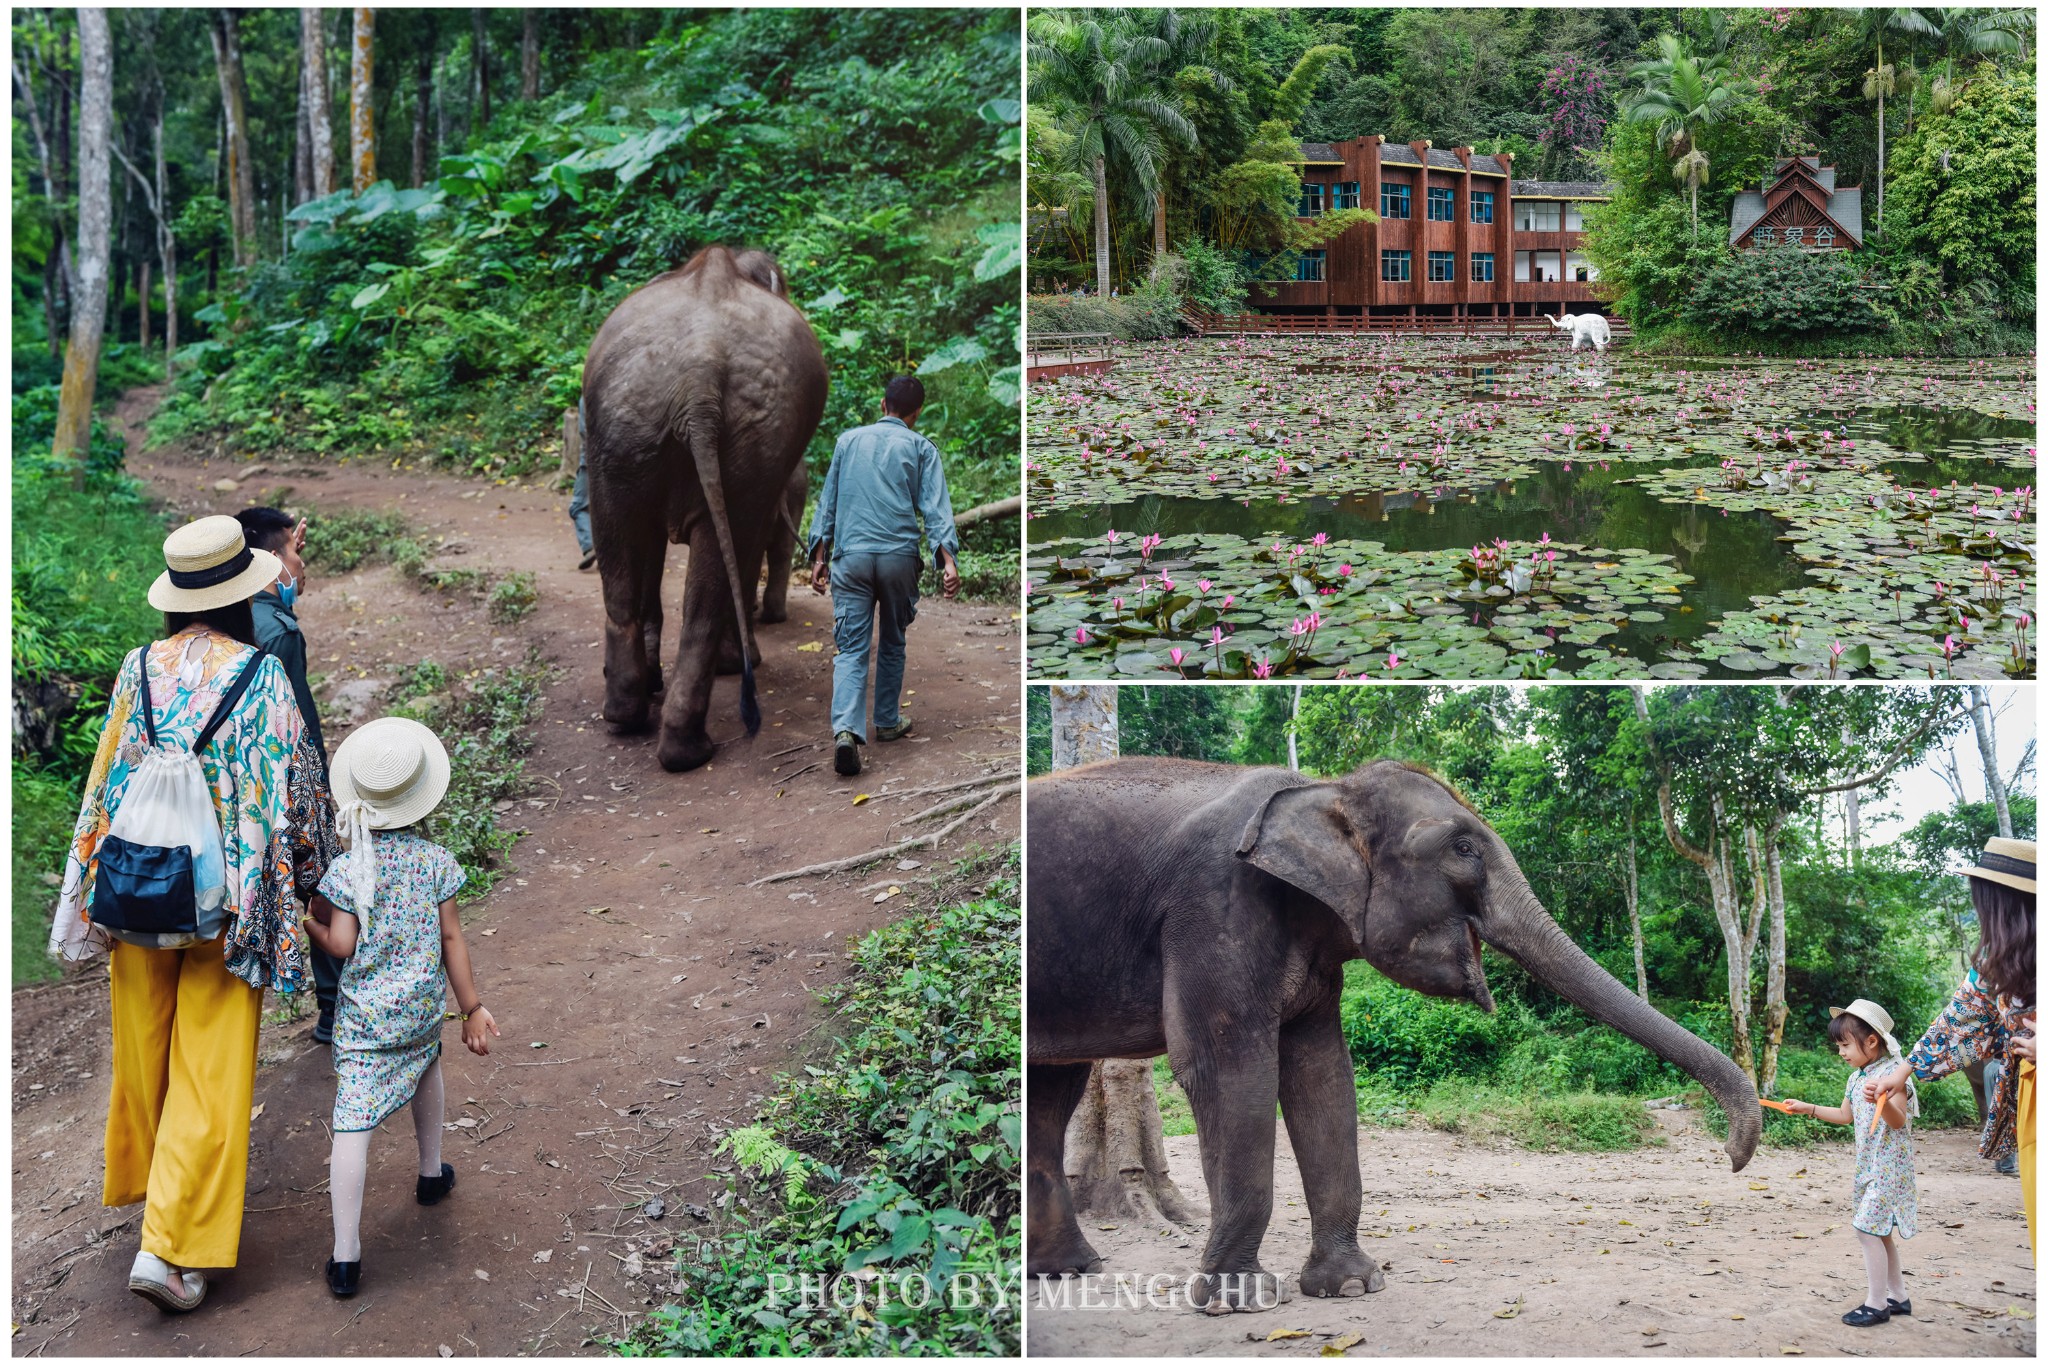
left=1049, top=685, right=1199, bottom=1231
left=520, top=9, right=538, bottom=100
left=158, top=122, right=178, bottom=380
left=303, top=8, right=336, bottom=197
left=1092, top=153, right=1111, bottom=296
left=15, top=54, right=81, bottom=307
left=412, top=27, right=435, bottom=188
left=1969, top=686, right=2014, bottom=837
left=138, top=257, right=150, bottom=349
left=1874, top=44, right=1886, bottom=236
left=1625, top=810, right=1647, bottom=1004
left=1152, top=189, right=1167, bottom=278
left=211, top=9, right=257, bottom=267
left=1758, top=815, right=1789, bottom=1094
left=471, top=9, right=490, bottom=130
left=1287, top=684, right=1302, bottom=771
left=55, top=7, right=113, bottom=488
left=350, top=8, right=377, bottom=191
left=294, top=52, right=313, bottom=204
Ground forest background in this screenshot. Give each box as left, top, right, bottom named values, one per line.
left=1027, top=683, right=2035, bottom=1152
left=1027, top=5, right=2034, bottom=353
left=13, top=6, right=1023, bottom=980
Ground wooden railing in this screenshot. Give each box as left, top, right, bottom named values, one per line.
left=1183, top=307, right=1629, bottom=339
left=1026, top=331, right=1117, bottom=373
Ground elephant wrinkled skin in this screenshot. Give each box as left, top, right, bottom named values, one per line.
left=1026, top=757, right=1761, bottom=1310
left=582, top=246, right=827, bottom=772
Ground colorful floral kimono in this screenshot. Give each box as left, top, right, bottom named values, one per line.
left=1905, top=970, right=2026, bottom=1164
left=50, top=627, right=339, bottom=991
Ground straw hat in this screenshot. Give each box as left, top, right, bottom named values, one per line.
left=330, top=717, right=451, bottom=830
left=148, top=515, right=282, bottom=612
left=1963, top=837, right=2035, bottom=895
left=1829, top=998, right=1903, bottom=1057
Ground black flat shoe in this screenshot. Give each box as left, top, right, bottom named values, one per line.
left=1842, top=1303, right=1891, bottom=1327
left=1888, top=1298, right=1912, bottom=1317
left=833, top=731, right=862, bottom=776
left=416, top=1162, right=456, bottom=1205
left=312, top=1011, right=334, bottom=1045
left=326, top=1258, right=360, bottom=1297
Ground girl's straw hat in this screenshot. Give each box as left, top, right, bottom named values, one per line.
left=148, top=515, right=283, bottom=613
left=1829, top=998, right=1903, bottom=1057
left=330, top=717, right=450, bottom=830
left=1964, top=837, right=2035, bottom=895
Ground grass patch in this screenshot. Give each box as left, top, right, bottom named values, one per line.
left=301, top=508, right=413, bottom=574
left=1152, top=1056, right=1195, bottom=1138
left=487, top=571, right=540, bottom=623
left=614, top=846, right=1020, bottom=1358
left=12, top=769, right=77, bottom=986
left=1415, top=1079, right=1657, bottom=1153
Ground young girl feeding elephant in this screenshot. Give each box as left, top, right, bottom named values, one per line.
left=299, top=717, right=500, bottom=1298
left=1779, top=999, right=1918, bottom=1327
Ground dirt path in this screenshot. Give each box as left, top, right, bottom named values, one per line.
left=1025, top=1111, right=2036, bottom=1357
left=11, top=388, right=1020, bottom=1357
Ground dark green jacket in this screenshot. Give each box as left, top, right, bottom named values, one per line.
left=250, top=591, right=326, bottom=773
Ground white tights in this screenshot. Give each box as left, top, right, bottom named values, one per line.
left=1856, top=1229, right=1905, bottom=1308
left=329, top=1057, right=446, bottom=1263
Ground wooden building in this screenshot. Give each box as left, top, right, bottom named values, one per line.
left=1251, top=135, right=1613, bottom=322
left=1729, top=157, right=1864, bottom=251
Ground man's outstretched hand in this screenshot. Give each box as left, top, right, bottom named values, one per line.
left=810, top=549, right=830, bottom=594
left=940, top=549, right=961, bottom=600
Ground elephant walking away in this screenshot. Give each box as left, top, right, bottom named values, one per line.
left=1027, top=757, right=1762, bottom=1310
left=582, top=247, right=828, bottom=772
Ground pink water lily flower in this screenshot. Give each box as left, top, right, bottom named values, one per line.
left=1198, top=579, right=1212, bottom=594
left=1075, top=626, right=1089, bottom=644
left=1338, top=564, right=1354, bottom=578
left=1170, top=647, right=1186, bottom=667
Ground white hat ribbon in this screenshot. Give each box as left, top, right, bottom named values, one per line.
left=337, top=799, right=376, bottom=930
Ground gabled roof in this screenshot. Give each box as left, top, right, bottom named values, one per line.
left=1299, top=142, right=1342, bottom=164
left=1730, top=157, right=1863, bottom=247
left=1380, top=143, right=1422, bottom=166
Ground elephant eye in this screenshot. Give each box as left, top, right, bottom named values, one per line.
left=1454, top=838, right=1479, bottom=859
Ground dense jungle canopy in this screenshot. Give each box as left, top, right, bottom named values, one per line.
left=1027, top=6, right=2035, bottom=350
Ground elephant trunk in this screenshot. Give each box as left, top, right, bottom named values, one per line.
left=1477, top=873, right=1761, bottom=1172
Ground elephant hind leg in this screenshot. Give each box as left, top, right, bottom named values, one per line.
left=657, top=518, right=730, bottom=772
left=595, top=478, right=666, bottom=734
left=1026, top=1062, right=1103, bottom=1277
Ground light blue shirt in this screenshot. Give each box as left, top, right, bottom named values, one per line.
left=806, top=416, right=959, bottom=570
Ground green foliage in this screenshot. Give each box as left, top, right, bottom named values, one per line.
left=13, top=767, right=76, bottom=986
left=1027, top=272, right=1188, bottom=340
left=486, top=571, right=539, bottom=623
left=1684, top=244, right=1887, bottom=336
left=300, top=508, right=413, bottom=574
left=615, top=849, right=1020, bottom=1357
left=1416, top=1080, right=1657, bottom=1152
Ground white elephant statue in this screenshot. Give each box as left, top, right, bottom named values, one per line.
left=1547, top=311, right=1612, bottom=353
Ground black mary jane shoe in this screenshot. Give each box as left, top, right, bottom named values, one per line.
left=416, top=1162, right=457, bottom=1206
left=326, top=1258, right=361, bottom=1297
left=1888, top=1298, right=1912, bottom=1317
left=1842, top=1303, right=1891, bottom=1327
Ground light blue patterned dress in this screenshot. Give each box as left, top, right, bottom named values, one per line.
left=1846, top=1058, right=1919, bottom=1238
left=319, top=831, right=466, bottom=1132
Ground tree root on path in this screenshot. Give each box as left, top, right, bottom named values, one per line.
left=745, top=786, right=1016, bottom=886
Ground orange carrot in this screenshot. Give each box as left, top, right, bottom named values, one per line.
left=1759, top=1097, right=1799, bottom=1113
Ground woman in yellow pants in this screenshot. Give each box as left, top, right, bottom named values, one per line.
left=1869, top=837, right=2036, bottom=1255
left=50, top=518, right=337, bottom=1312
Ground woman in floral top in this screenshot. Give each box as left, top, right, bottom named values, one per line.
left=1868, top=837, right=2035, bottom=1254
left=49, top=517, right=338, bottom=1315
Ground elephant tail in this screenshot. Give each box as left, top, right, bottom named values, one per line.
left=683, top=405, right=762, bottom=737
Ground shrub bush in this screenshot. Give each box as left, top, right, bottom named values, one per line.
left=1684, top=244, right=1887, bottom=337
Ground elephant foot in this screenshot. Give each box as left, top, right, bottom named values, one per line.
left=1299, top=1247, right=1384, bottom=1299
left=713, top=643, right=765, bottom=677
left=603, top=695, right=653, bottom=735
left=758, top=602, right=788, bottom=626
left=657, top=726, right=716, bottom=773
left=1026, top=1235, right=1105, bottom=1279
left=1188, top=1268, right=1290, bottom=1314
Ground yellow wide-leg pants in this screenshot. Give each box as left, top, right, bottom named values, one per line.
left=104, top=936, right=263, bottom=1268
left=2020, top=1061, right=2036, bottom=1259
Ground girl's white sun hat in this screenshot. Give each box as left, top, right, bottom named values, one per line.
left=1829, top=998, right=1903, bottom=1059
left=148, top=515, right=282, bottom=612
left=330, top=717, right=451, bottom=831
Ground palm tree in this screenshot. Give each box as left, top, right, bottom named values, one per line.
left=1120, top=7, right=1229, bottom=278
left=1028, top=14, right=1194, bottom=295
left=1624, top=32, right=1747, bottom=236
left=1845, top=8, right=1937, bottom=237
left=1926, top=7, right=2031, bottom=112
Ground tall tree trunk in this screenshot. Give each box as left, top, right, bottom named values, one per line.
left=294, top=53, right=312, bottom=204
left=1874, top=44, right=1886, bottom=236
left=1092, top=153, right=1111, bottom=296
left=303, top=7, right=336, bottom=197
left=1969, top=686, right=2014, bottom=837
left=54, top=7, right=113, bottom=488
left=411, top=23, right=435, bottom=188
left=1625, top=809, right=1647, bottom=1004
left=1757, top=815, right=1789, bottom=1094
left=1049, top=685, right=1199, bottom=1231
left=1152, top=189, right=1167, bottom=278
left=156, top=112, right=177, bottom=381
left=520, top=9, right=538, bottom=100
left=211, top=9, right=257, bottom=267
left=14, top=54, right=81, bottom=308
left=138, top=257, right=150, bottom=349
left=471, top=9, right=490, bottom=130
left=350, top=8, right=377, bottom=191
left=1287, top=683, right=1302, bottom=771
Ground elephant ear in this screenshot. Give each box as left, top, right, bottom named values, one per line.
left=1235, top=783, right=1370, bottom=949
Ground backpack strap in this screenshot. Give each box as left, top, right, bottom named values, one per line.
left=191, top=647, right=269, bottom=756
left=135, top=643, right=161, bottom=748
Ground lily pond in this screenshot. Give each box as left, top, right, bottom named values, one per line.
left=1025, top=336, right=2036, bottom=680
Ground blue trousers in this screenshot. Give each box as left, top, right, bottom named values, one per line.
left=569, top=458, right=593, bottom=555
left=830, top=552, right=921, bottom=739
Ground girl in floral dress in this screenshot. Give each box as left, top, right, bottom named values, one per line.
left=301, top=717, right=499, bottom=1297
left=1781, top=998, right=1919, bottom=1327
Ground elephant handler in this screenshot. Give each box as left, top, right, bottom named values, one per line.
left=807, top=375, right=961, bottom=778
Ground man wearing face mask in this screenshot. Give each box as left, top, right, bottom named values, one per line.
left=236, top=505, right=341, bottom=1042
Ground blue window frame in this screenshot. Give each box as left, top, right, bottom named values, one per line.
left=1471, top=252, right=1495, bottom=283
left=1471, top=190, right=1495, bottom=224
left=1380, top=183, right=1411, bottom=219
left=1298, top=182, right=1325, bottom=217
left=1380, top=250, right=1411, bottom=283
left=1333, top=181, right=1360, bottom=210
left=1427, top=186, right=1455, bottom=221
left=1427, top=251, right=1455, bottom=282
left=1294, top=250, right=1327, bottom=282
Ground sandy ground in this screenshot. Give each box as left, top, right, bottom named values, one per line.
left=11, top=387, right=1020, bottom=1356
left=1025, top=1110, right=2036, bottom=1357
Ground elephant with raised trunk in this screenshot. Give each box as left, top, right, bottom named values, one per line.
left=582, top=246, right=828, bottom=771
left=1027, top=757, right=1761, bottom=1311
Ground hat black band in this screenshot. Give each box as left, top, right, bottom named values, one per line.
left=1977, top=850, right=2036, bottom=879
left=167, top=546, right=253, bottom=589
